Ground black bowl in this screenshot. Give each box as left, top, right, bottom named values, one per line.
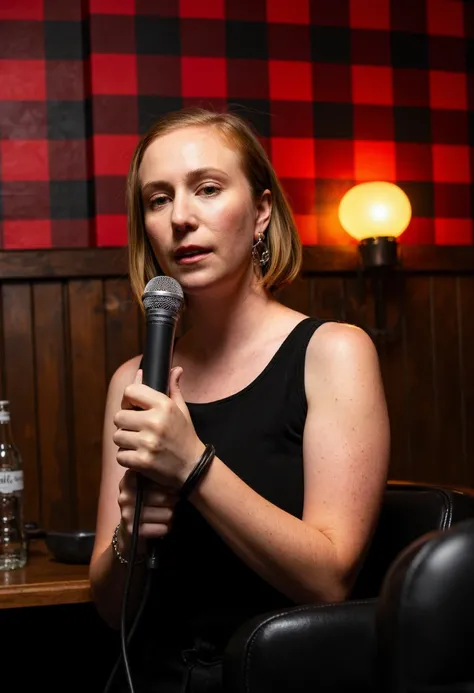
left=44, top=530, right=95, bottom=564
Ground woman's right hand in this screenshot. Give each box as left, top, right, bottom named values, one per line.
left=116, top=469, right=178, bottom=558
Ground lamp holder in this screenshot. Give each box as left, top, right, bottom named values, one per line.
left=353, top=235, right=404, bottom=344
left=358, top=236, right=399, bottom=269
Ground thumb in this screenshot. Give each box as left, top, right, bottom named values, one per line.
left=169, top=367, right=188, bottom=415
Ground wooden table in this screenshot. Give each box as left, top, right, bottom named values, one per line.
left=0, top=539, right=91, bottom=609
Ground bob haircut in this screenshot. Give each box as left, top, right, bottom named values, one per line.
left=126, top=107, right=302, bottom=307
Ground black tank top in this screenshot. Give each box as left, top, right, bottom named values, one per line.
left=144, top=316, right=326, bottom=649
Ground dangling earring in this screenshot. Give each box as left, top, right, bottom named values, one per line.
left=252, top=233, right=270, bottom=267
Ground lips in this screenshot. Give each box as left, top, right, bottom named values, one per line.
left=174, top=245, right=211, bottom=260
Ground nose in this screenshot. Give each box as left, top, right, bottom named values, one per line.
left=171, top=191, right=198, bottom=234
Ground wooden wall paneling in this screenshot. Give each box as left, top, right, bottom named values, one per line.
left=68, top=280, right=107, bottom=531
left=1, top=283, right=40, bottom=525
left=458, top=276, right=474, bottom=487
left=33, top=282, right=74, bottom=530
left=402, top=276, right=437, bottom=484
left=309, top=275, right=345, bottom=320
left=376, top=280, right=410, bottom=483
left=276, top=274, right=312, bottom=315
left=342, top=274, right=371, bottom=330
left=104, top=278, right=141, bottom=385
left=431, top=276, right=464, bottom=485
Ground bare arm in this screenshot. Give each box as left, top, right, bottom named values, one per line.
left=190, top=323, right=390, bottom=603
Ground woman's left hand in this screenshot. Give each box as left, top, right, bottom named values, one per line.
left=112, top=367, right=206, bottom=492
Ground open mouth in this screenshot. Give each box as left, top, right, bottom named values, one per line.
left=174, top=247, right=211, bottom=264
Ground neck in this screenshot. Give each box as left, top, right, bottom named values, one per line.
left=183, top=276, right=277, bottom=357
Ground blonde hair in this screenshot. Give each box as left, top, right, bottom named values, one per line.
left=126, top=107, right=302, bottom=307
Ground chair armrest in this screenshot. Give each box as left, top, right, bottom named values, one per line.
left=223, top=599, right=378, bottom=693
left=377, top=518, right=474, bottom=693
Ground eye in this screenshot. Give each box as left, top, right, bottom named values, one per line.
left=198, top=184, right=221, bottom=197
left=149, top=195, right=169, bottom=209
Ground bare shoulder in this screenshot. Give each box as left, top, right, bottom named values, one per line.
left=305, top=321, right=384, bottom=404
left=307, top=321, right=379, bottom=371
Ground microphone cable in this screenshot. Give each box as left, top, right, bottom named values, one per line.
left=102, top=476, right=157, bottom=693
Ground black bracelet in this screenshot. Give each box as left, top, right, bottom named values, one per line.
left=180, top=444, right=216, bottom=499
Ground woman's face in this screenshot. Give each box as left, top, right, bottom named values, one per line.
left=138, top=126, right=271, bottom=296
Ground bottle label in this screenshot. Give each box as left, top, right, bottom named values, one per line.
left=0, top=471, right=23, bottom=493
left=0, top=413, right=10, bottom=424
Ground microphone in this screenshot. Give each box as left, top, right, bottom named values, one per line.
left=139, top=275, right=184, bottom=569
left=141, top=275, right=185, bottom=393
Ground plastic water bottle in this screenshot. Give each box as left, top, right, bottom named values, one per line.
left=0, top=401, right=27, bottom=570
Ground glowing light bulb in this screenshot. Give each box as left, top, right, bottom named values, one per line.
left=338, top=182, right=412, bottom=242
left=370, top=203, right=389, bottom=222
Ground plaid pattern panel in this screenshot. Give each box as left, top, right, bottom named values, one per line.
left=0, top=0, right=473, bottom=249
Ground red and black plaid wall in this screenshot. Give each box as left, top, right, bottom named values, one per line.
left=0, top=0, right=473, bottom=249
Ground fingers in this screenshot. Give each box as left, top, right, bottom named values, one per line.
left=120, top=518, right=172, bottom=541
left=113, top=409, right=146, bottom=432
left=120, top=382, right=168, bottom=412
left=127, top=522, right=171, bottom=539
left=113, top=427, right=143, bottom=449
left=121, top=505, right=174, bottom=527
left=142, top=486, right=178, bottom=508
left=140, top=505, right=174, bottom=524
left=120, top=506, right=175, bottom=539
left=168, top=366, right=183, bottom=393
left=118, top=471, right=177, bottom=544
left=118, top=368, right=143, bottom=411
left=118, top=469, right=137, bottom=492
left=168, top=367, right=191, bottom=420
left=119, top=471, right=178, bottom=507
left=115, top=393, right=172, bottom=432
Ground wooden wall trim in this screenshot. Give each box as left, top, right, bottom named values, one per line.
left=1, top=245, right=474, bottom=281
left=302, top=246, right=474, bottom=273
left=0, top=248, right=128, bottom=280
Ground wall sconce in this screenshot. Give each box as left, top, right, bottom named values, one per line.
left=338, top=182, right=412, bottom=341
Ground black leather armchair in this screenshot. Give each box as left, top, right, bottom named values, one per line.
left=377, top=516, right=474, bottom=693
left=223, top=482, right=474, bottom=693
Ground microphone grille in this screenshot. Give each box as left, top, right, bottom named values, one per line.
left=142, top=275, right=184, bottom=316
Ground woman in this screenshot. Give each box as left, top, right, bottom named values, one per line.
left=89, top=107, right=390, bottom=692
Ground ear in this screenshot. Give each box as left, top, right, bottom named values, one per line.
left=254, top=189, right=272, bottom=240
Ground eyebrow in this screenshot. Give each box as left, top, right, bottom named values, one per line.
left=141, top=167, right=230, bottom=196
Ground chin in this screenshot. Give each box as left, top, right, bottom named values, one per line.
left=176, top=265, right=244, bottom=297
left=175, top=273, right=222, bottom=296
left=163, top=252, right=254, bottom=296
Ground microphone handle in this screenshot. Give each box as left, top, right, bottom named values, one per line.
left=141, top=314, right=179, bottom=569
left=141, top=318, right=176, bottom=393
